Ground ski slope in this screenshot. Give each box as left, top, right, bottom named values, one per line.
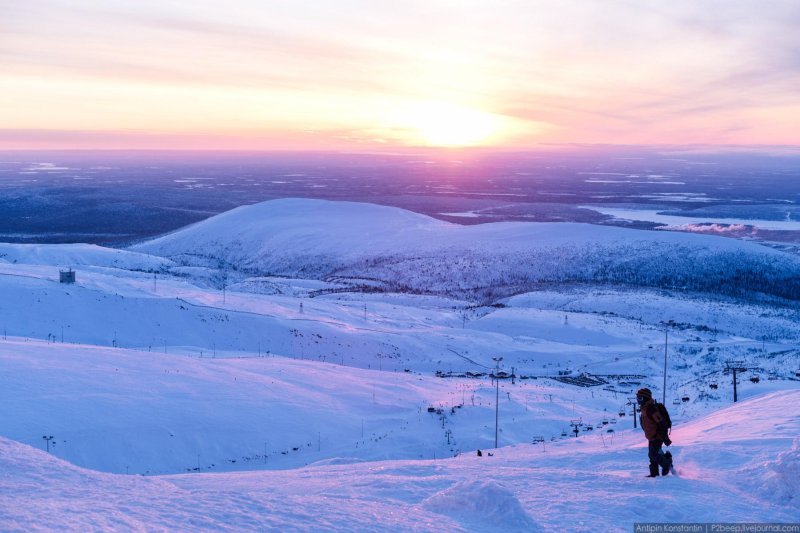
left=2, top=391, right=797, bottom=532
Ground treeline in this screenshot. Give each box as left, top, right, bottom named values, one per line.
left=161, top=241, right=800, bottom=303
left=340, top=245, right=800, bottom=303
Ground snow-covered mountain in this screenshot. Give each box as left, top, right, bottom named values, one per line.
left=131, top=198, right=800, bottom=301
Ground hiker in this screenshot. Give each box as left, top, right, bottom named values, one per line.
left=636, top=387, right=673, bottom=477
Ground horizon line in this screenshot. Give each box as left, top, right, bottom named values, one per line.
left=1, top=143, right=800, bottom=155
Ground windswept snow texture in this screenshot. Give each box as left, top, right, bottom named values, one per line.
left=132, top=198, right=800, bottom=301
left=2, top=391, right=798, bottom=532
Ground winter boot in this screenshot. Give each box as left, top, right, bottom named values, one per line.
left=647, top=464, right=659, bottom=477
left=661, top=451, right=673, bottom=476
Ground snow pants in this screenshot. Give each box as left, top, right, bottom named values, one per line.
left=648, top=439, right=670, bottom=475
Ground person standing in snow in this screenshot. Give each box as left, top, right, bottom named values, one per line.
left=636, top=387, right=673, bottom=477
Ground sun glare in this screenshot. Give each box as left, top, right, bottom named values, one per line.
left=402, top=103, right=505, bottom=147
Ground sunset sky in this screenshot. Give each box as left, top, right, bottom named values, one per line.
left=2, top=0, right=799, bottom=150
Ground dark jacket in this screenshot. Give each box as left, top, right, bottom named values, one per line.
left=639, top=399, right=667, bottom=441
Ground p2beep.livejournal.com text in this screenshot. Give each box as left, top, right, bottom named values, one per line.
left=634, top=524, right=800, bottom=533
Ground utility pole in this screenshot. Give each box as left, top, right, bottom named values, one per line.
left=662, top=320, right=675, bottom=404
left=153, top=272, right=157, bottom=293
left=492, top=356, right=503, bottom=448
left=42, top=435, right=54, bottom=453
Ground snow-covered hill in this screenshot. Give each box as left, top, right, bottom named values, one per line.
left=2, top=391, right=797, bottom=532
left=131, top=198, right=800, bottom=301
left=0, top=242, right=173, bottom=271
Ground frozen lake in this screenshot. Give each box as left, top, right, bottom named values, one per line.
left=585, top=206, right=800, bottom=231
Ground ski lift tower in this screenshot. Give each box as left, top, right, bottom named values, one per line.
left=627, top=397, right=638, bottom=428
left=724, top=360, right=748, bottom=403
left=661, top=319, right=675, bottom=404
left=492, top=356, right=503, bottom=448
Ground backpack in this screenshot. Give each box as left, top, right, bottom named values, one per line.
left=645, top=402, right=672, bottom=428
left=654, top=402, right=672, bottom=430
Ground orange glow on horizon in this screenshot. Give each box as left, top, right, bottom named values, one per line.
left=0, top=2, right=798, bottom=150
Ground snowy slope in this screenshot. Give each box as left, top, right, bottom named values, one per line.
left=2, top=250, right=796, bottom=421
left=0, top=256, right=669, bottom=373
left=2, top=199, right=799, bottom=531
left=131, top=198, right=800, bottom=301
left=0, top=337, right=647, bottom=475
left=2, top=391, right=797, bottom=532
left=0, top=242, right=174, bottom=271
left=2, top=241, right=798, bottom=478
